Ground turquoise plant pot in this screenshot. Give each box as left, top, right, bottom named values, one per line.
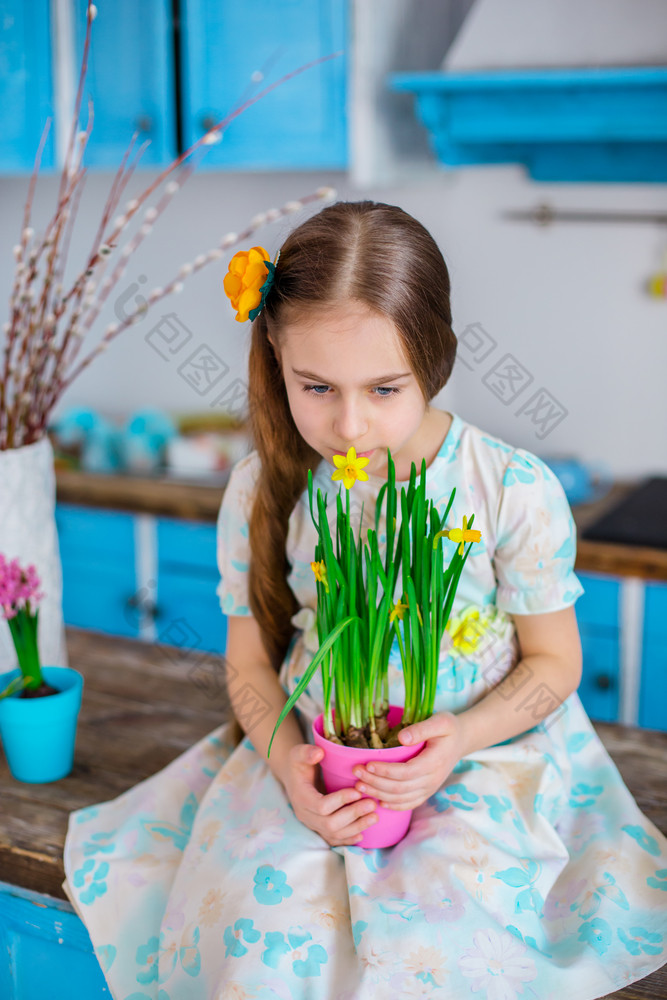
left=0, top=666, right=84, bottom=783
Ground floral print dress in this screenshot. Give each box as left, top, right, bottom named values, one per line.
left=63, top=411, right=667, bottom=1000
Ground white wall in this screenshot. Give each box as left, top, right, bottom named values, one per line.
left=444, top=0, right=667, bottom=69
left=1, top=163, right=665, bottom=478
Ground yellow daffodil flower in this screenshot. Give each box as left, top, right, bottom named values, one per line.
left=310, top=560, right=329, bottom=594
left=331, top=446, right=370, bottom=490
left=434, top=515, right=482, bottom=555
left=389, top=599, right=409, bottom=623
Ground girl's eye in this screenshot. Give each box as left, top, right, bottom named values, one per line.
left=302, top=385, right=401, bottom=398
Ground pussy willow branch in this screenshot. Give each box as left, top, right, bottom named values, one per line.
left=32, top=133, right=154, bottom=430
left=6, top=0, right=96, bottom=354
left=53, top=187, right=335, bottom=403
left=0, top=126, right=48, bottom=438
left=1, top=26, right=342, bottom=448
left=60, top=47, right=343, bottom=362
left=28, top=167, right=89, bottom=434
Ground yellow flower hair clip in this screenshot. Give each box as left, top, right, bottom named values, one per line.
left=223, top=246, right=279, bottom=322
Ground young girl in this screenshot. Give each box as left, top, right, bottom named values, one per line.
left=64, top=201, right=667, bottom=1000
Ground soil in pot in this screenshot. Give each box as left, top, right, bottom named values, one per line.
left=327, top=708, right=404, bottom=750
left=19, top=681, right=61, bottom=699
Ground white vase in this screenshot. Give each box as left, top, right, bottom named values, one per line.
left=0, top=435, right=68, bottom=670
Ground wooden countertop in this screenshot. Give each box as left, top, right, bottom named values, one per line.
left=55, top=469, right=667, bottom=580
left=0, top=628, right=665, bottom=998
left=55, top=466, right=229, bottom=521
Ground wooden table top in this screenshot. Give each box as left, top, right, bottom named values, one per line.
left=55, top=469, right=667, bottom=581
left=0, top=628, right=665, bottom=998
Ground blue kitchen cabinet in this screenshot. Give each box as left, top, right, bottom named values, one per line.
left=180, top=0, right=348, bottom=169
left=2, top=0, right=347, bottom=175
left=155, top=516, right=227, bottom=655
left=0, top=0, right=55, bottom=172
left=55, top=504, right=140, bottom=639
left=0, top=881, right=109, bottom=999
left=573, top=572, right=621, bottom=723
left=638, top=581, right=667, bottom=731
left=72, top=0, right=177, bottom=167
left=56, top=505, right=227, bottom=653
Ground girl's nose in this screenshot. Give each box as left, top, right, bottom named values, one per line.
left=333, top=399, right=369, bottom=443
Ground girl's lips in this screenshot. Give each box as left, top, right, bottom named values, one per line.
left=330, top=447, right=376, bottom=460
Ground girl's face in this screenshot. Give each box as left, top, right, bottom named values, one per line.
left=269, top=299, right=435, bottom=481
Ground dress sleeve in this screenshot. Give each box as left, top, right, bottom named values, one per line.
left=493, top=447, right=585, bottom=615
left=215, top=451, right=260, bottom=617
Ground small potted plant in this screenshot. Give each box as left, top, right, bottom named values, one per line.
left=0, top=555, right=83, bottom=783
left=267, top=447, right=482, bottom=847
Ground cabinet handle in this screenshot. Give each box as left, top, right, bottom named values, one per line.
left=200, top=114, right=218, bottom=134
left=125, top=594, right=161, bottom=620
left=134, top=114, right=153, bottom=134
left=593, top=673, right=613, bottom=690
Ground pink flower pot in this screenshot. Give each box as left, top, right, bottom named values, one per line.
left=312, top=704, right=425, bottom=848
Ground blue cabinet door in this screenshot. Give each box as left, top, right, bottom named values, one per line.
left=72, top=0, right=177, bottom=167
left=55, top=504, right=139, bottom=638
left=638, top=581, right=667, bottom=731
left=156, top=517, right=227, bottom=655
left=0, top=0, right=55, bottom=173
left=573, top=572, right=621, bottom=722
left=573, top=572, right=621, bottom=630
left=181, top=0, right=348, bottom=169
left=577, top=627, right=620, bottom=723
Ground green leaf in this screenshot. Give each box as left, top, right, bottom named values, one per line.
left=0, top=673, right=32, bottom=701
left=267, top=615, right=361, bottom=758
left=307, top=468, right=319, bottom=532
left=374, top=481, right=388, bottom=536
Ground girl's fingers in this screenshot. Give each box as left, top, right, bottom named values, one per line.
left=336, top=798, right=378, bottom=833
left=319, top=786, right=363, bottom=816
left=356, top=774, right=426, bottom=797
left=364, top=783, right=428, bottom=803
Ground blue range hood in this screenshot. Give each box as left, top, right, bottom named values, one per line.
left=390, top=66, right=667, bottom=183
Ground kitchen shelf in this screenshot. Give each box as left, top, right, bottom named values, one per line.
left=390, top=66, right=667, bottom=182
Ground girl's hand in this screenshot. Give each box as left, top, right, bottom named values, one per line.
left=283, top=743, right=380, bottom=847
left=352, top=711, right=467, bottom=811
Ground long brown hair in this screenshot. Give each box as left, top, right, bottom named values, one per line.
left=246, top=200, right=457, bottom=671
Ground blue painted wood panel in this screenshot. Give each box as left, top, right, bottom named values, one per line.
left=577, top=627, right=620, bottom=723
left=573, top=572, right=621, bottom=630
left=157, top=571, right=227, bottom=655
left=0, top=0, right=55, bottom=173
left=643, top=580, right=667, bottom=640
left=181, top=0, right=347, bottom=169
left=72, top=0, right=177, bottom=167
left=639, top=581, right=667, bottom=731
left=156, top=517, right=227, bottom=654
left=55, top=504, right=139, bottom=639
left=639, top=639, right=667, bottom=732
left=0, top=880, right=108, bottom=998
left=157, top=516, right=219, bottom=573
left=574, top=573, right=621, bottom=723
left=391, top=67, right=667, bottom=183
